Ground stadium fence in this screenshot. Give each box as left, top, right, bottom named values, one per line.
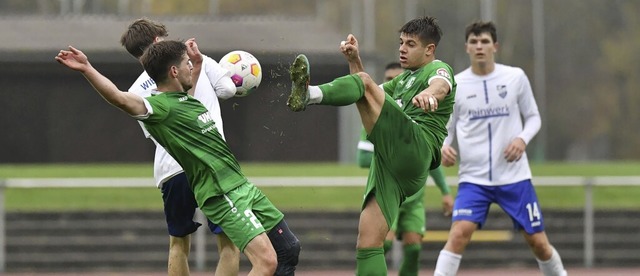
left=2, top=176, right=640, bottom=272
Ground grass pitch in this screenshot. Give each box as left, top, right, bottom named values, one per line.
left=2, top=162, right=640, bottom=211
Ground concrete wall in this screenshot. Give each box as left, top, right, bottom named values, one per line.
left=0, top=52, right=349, bottom=163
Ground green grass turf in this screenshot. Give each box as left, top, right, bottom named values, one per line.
left=2, top=162, right=640, bottom=211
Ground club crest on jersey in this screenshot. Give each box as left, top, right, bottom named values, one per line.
left=497, top=85, right=508, bottom=98
left=436, top=68, right=450, bottom=79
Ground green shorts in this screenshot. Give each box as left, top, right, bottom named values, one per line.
left=200, top=182, right=284, bottom=252
left=363, top=94, right=436, bottom=228
left=391, top=187, right=426, bottom=239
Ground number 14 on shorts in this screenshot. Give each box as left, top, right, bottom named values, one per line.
left=526, top=202, right=541, bottom=227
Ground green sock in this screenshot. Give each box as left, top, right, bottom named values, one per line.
left=318, top=74, right=364, bottom=106
left=356, top=247, right=387, bottom=276
left=399, top=243, right=421, bottom=276
left=383, top=240, right=393, bottom=254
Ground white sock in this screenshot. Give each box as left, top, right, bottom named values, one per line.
left=308, top=85, right=323, bottom=104
left=537, top=247, right=567, bottom=276
left=434, top=250, right=462, bottom=276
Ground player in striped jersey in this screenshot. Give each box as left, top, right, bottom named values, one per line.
left=433, top=21, right=567, bottom=276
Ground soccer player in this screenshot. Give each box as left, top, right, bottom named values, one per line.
left=120, top=18, right=239, bottom=275
left=56, top=39, right=300, bottom=275
left=357, top=62, right=453, bottom=276
left=119, top=18, right=240, bottom=275
left=433, top=21, right=567, bottom=276
left=287, top=16, right=456, bottom=275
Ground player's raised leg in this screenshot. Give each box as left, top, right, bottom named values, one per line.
left=287, top=54, right=386, bottom=134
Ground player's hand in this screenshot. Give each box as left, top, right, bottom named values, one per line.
left=441, top=145, right=457, bottom=167
left=339, top=34, right=360, bottom=62
left=55, top=46, right=90, bottom=72
left=504, top=137, right=526, bottom=162
left=441, top=194, right=454, bottom=217
left=412, top=91, right=439, bottom=112
left=185, top=38, right=203, bottom=65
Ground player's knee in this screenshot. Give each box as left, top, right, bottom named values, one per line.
left=355, top=71, right=372, bottom=82
left=447, top=226, right=473, bottom=249
left=267, top=219, right=301, bottom=276
left=169, top=235, right=190, bottom=255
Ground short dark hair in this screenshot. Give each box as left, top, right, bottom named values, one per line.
left=399, top=16, right=443, bottom=46
left=120, top=18, right=168, bottom=59
left=140, top=40, right=186, bottom=85
left=465, top=21, right=497, bottom=43
left=385, top=62, right=402, bottom=71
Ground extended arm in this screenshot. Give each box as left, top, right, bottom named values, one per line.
left=412, top=78, right=450, bottom=112
left=203, top=56, right=237, bottom=99
left=55, top=46, right=146, bottom=116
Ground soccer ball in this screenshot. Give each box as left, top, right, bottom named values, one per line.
left=219, top=50, right=262, bottom=97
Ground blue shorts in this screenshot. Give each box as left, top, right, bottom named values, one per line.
left=161, top=172, right=222, bottom=237
left=452, top=180, right=545, bottom=234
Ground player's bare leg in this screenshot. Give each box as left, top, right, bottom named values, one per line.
left=215, top=232, right=240, bottom=275
left=168, top=235, right=191, bottom=276
left=523, top=231, right=567, bottom=276
left=443, top=220, right=477, bottom=254
left=353, top=72, right=386, bottom=134
left=356, top=196, right=390, bottom=275
left=243, top=233, right=278, bottom=275
left=434, top=221, right=475, bottom=276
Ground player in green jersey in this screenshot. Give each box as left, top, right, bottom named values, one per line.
left=288, top=16, right=456, bottom=275
left=56, top=39, right=300, bottom=275
left=357, top=62, right=454, bottom=276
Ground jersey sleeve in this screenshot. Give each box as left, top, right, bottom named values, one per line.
left=515, top=69, right=541, bottom=144
left=202, top=55, right=236, bottom=99
left=381, top=77, right=398, bottom=96
left=135, top=94, right=170, bottom=124
left=427, top=62, right=454, bottom=93
left=128, top=73, right=156, bottom=138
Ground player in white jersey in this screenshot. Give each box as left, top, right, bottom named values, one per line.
left=433, top=21, right=567, bottom=276
left=120, top=18, right=239, bottom=276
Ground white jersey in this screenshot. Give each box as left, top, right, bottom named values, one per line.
left=444, top=64, right=541, bottom=186
left=129, top=55, right=236, bottom=188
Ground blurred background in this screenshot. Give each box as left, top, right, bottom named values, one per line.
left=1, top=0, right=640, bottom=274
left=2, top=0, right=639, bottom=164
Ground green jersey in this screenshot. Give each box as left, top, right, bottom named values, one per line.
left=382, top=60, right=456, bottom=146
left=139, top=92, right=246, bottom=202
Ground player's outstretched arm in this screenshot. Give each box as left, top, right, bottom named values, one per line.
left=55, top=46, right=146, bottom=116
left=185, top=38, right=204, bottom=97
left=205, top=57, right=237, bottom=99
left=412, top=78, right=450, bottom=112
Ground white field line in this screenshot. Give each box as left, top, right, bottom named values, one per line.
left=3, top=176, right=640, bottom=188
